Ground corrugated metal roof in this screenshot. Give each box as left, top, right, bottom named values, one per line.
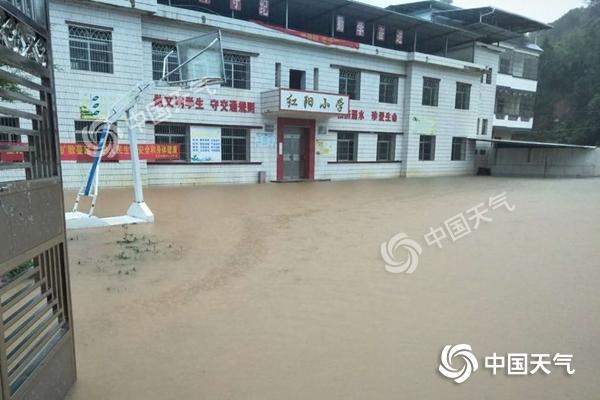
left=473, top=138, right=597, bottom=149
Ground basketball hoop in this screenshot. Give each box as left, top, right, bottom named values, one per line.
left=66, top=30, right=226, bottom=229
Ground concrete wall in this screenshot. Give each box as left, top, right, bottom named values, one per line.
left=400, top=47, right=498, bottom=177
left=490, top=147, right=600, bottom=178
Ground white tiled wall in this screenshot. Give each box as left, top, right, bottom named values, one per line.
left=46, top=0, right=501, bottom=189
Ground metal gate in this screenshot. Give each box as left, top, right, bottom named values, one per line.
left=0, top=1, right=76, bottom=399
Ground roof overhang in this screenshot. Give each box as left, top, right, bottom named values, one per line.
left=432, top=7, right=551, bottom=43
left=472, top=138, right=597, bottom=150
left=284, top=0, right=482, bottom=53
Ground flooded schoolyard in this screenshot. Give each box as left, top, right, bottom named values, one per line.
left=64, top=176, right=600, bottom=399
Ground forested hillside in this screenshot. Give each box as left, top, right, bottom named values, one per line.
left=530, top=0, right=600, bottom=145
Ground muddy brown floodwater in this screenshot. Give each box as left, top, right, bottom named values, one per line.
left=63, top=176, right=600, bottom=400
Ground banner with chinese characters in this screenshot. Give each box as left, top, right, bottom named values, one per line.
left=58, top=143, right=180, bottom=161
left=336, top=15, right=345, bottom=33
left=279, top=89, right=350, bottom=115
left=258, top=0, right=269, bottom=17
left=254, top=21, right=360, bottom=49
left=190, top=126, right=221, bottom=162
left=356, top=21, right=365, bottom=37
left=337, top=109, right=398, bottom=123
left=153, top=95, right=256, bottom=114
left=395, top=29, right=403, bottom=45
left=376, top=25, right=386, bottom=41
left=230, top=0, right=241, bottom=11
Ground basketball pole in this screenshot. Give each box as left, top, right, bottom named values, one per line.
left=125, top=107, right=154, bottom=221
left=66, top=30, right=224, bottom=229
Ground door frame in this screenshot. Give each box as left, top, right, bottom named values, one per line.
left=276, top=118, right=315, bottom=181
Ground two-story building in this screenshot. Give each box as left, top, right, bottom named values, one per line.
left=0, top=0, right=550, bottom=188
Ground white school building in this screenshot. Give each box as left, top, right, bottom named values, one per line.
left=1, top=0, right=550, bottom=188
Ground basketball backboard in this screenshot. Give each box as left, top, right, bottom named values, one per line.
left=163, top=30, right=225, bottom=86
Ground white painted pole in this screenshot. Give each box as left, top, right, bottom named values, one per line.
left=126, top=109, right=144, bottom=203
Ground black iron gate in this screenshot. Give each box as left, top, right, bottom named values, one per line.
left=0, top=1, right=76, bottom=399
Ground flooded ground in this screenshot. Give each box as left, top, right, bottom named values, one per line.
left=63, top=177, right=600, bottom=399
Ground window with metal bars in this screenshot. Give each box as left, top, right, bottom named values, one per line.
left=379, top=74, right=398, bottom=104
left=0, top=116, right=20, bottom=142
left=339, top=69, right=360, bottom=100
left=221, top=128, right=249, bottom=161
left=9, top=0, right=34, bottom=17
left=154, top=124, right=188, bottom=162
left=223, top=52, right=251, bottom=89
left=455, top=82, right=471, bottom=110
left=422, top=77, right=439, bottom=106
left=376, top=133, right=395, bottom=161
left=337, top=132, right=357, bottom=161
left=68, top=25, right=113, bottom=73
left=74, top=120, right=117, bottom=143
left=74, top=121, right=118, bottom=163
left=151, top=42, right=180, bottom=82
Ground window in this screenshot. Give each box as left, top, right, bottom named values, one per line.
left=455, top=82, right=471, bottom=110
left=499, top=52, right=512, bottom=74
left=275, top=63, right=281, bottom=87
left=223, top=52, right=251, bottom=89
left=495, top=96, right=506, bottom=115
left=152, top=42, right=180, bottom=82
left=289, top=69, right=305, bottom=90
left=481, top=119, right=488, bottom=135
left=379, top=74, right=398, bottom=104
left=422, top=77, right=439, bottom=106
left=69, top=25, right=113, bottom=73
left=451, top=137, right=467, bottom=161
left=313, top=68, right=319, bottom=91
left=484, top=68, right=492, bottom=84
left=221, top=128, right=249, bottom=161
left=337, top=132, right=357, bottom=161
left=339, top=69, right=360, bottom=100
left=75, top=120, right=118, bottom=144
left=418, top=135, right=435, bottom=161
left=520, top=95, right=535, bottom=119
left=376, top=134, right=395, bottom=161
left=522, top=55, right=539, bottom=80
left=74, top=120, right=118, bottom=161
left=154, top=124, right=188, bottom=162
left=0, top=116, right=20, bottom=142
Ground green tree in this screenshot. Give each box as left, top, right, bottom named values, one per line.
left=532, top=1, right=600, bottom=145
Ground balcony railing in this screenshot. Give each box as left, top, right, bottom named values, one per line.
left=494, top=114, right=533, bottom=126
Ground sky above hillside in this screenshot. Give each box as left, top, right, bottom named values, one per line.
left=368, top=0, right=585, bottom=23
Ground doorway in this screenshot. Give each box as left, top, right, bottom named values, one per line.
left=276, top=118, right=316, bottom=181
left=289, top=69, right=306, bottom=90
left=283, top=127, right=307, bottom=180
